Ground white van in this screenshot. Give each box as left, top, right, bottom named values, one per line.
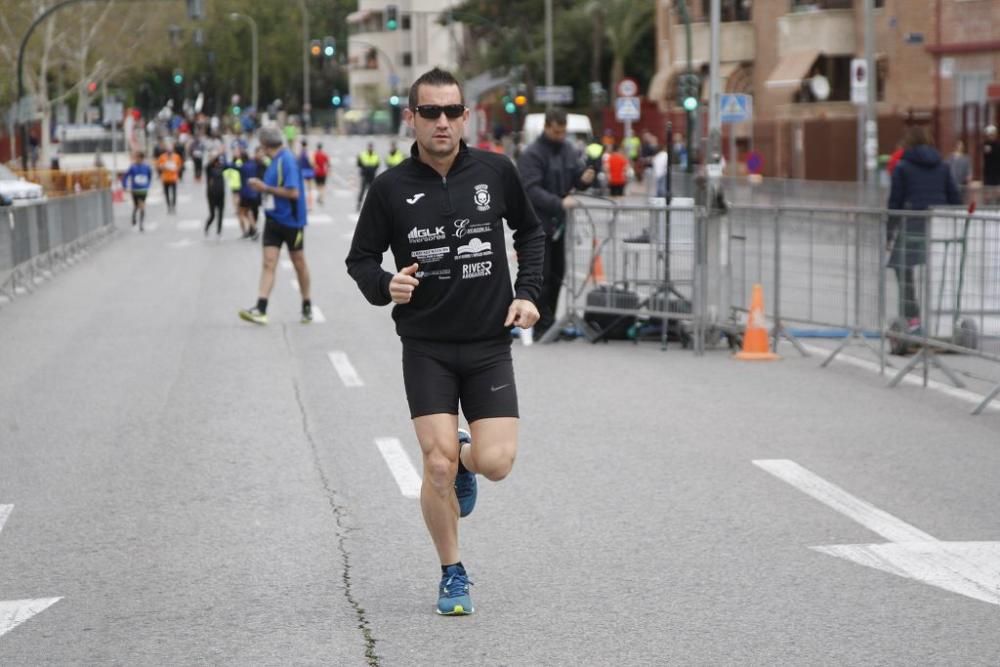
left=520, top=112, right=593, bottom=146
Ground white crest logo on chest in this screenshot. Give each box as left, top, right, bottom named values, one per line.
left=474, top=184, right=491, bottom=212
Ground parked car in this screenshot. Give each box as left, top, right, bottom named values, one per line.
left=0, top=165, right=45, bottom=204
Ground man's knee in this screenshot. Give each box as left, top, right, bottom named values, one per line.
left=423, top=448, right=458, bottom=491
left=473, top=444, right=516, bottom=482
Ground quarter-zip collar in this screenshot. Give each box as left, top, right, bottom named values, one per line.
left=409, top=140, right=470, bottom=180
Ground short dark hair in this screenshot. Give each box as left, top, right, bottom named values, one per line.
left=544, top=108, right=567, bottom=127
left=408, top=67, right=464, bottom=110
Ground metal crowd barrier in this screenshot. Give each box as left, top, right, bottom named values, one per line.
left=0, top=190, right=114, bottom=301
left=545, top=198, right=705, bottom=351
left=549, top=198, right=1000, bottom=415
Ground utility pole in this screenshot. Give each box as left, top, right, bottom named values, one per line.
left=708, top=0, right=721, bottom=170
left=544, top=0, right=554, bottom=109
left=675, top=0, right=695, bottom=173
left=864, top=0, right=878, bottom=198
left=301, top=0, right=310, bottom=131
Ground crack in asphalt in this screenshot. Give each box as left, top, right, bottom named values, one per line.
left=284, top=326, right=380, bottom=666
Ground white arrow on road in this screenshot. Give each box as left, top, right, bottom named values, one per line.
left=0, top=505, right=61, bottom=638
left=754, top=460, right=1000, bottom=606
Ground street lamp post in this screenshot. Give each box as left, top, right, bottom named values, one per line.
left=228, top=13, right=258, bottom=114
left=300, top=0, right=310, bottom=130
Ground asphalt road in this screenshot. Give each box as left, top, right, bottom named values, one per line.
left=1, top=135, right=999, bottom=666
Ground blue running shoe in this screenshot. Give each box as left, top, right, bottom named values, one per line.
left=437, top=565, right=474, bottom=615
left=455, top=428, right=477, bottom=518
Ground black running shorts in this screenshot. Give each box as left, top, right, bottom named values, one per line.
left=262, top=219, right=304, bottom=251
left=131, top=191, right=147, bottom=204
left=401, top=336, right=519, bottom=421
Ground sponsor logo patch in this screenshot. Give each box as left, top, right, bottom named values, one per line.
left=462, top=260, right=493, bottom=279
left=415, top=268, right=452, bottom=280
left=406, top=193, right=426, bottom=205
left=411, top=246, right=451, bottom=264
left=407, top=226, right=447, bottom=243
left=453, top=218, right=493, bottom=238
left=456, top=238, right=492, bottom=257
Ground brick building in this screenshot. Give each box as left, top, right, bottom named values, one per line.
left=648, top=0, right=1000, bottom=181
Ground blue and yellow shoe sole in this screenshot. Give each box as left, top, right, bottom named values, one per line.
left=436, top=603, right=474, bottom=616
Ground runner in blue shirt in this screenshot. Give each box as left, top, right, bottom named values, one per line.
left=238, top=126, right=314, bottom=324
left=121, top=151, right=153, bottom=231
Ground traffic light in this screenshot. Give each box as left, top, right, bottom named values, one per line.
left=679, top=73, right=699, bottom=112
left=323, top=36, right=336, bottom=58
left=172, top=69, right=184, bottom=85
left=86, top=81, right=98, bottom=94
left=389, top=95, right=400, bottom=106
left=331, top=94, right=342, bottom=107
left=309, top=39, right=322, bottom=58
left=232, top=105, right=241, bottom=115
left=514, top=94, right=527, bottom=108
left=385, top=5, right=398, bottom=30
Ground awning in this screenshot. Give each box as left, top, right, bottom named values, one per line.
left=346, top=9, right=372, bottom=24
left=765, top=50, right=821, bottom=89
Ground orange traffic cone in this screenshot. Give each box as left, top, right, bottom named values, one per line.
left=735, top=283, right=780, bottom=361
left=588, top=238, right=607, bottom=285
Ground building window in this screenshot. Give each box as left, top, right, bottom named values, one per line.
left=790, top=0, right=852, bottom=10
left=401, top=14, right=411, bottom=31
left=401, top=52, right=413, bottom=67
left=794, top=54, right=885, bottom=103
left=701, top=0, right=752, bottom=21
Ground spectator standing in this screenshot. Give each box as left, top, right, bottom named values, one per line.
left=887, top=126, right=961, bottom=333
left=983, top=125, right=1000, bottom=203
left=517, top=108, right=596, bottom=339
left=356, top=142, right=380, bottom=211
left=385, top=141, right=406, bottom=169
left=948, top=140, right=971, bottom=201
left=606, top=143, right=629, bottom=197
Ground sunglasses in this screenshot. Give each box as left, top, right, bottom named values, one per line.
left=412, top=104, right=466, bottom=120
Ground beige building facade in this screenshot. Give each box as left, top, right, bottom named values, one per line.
left=650, top=0, right=1000, bottom=179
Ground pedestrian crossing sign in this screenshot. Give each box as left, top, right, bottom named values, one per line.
left=615, top=96, right=641, bottom=122
left=719, top=94, right=752, bottom=124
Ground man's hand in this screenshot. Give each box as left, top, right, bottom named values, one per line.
left=504, top=298, right=539, bottom=329
left=389, top=263, right=420, bottom=304
left=580, top=167, right=596, bottom=186
left=247, top=177, right=266, bottom=193
left=562, top=195, right=578, bottom=210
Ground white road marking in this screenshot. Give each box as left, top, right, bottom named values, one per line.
left=754, top=459, right=1000, bottom=606
left=0, top=599, right=63, bottom=638
left=167, top=239, right=194, bottom=249
left=290, top=279, right=299, bottom=291
left=280, top=259, right=293, bottom=270
left=327, top=351, right=363, bottom=387
left=375, top=437, right=422, bottom=498
left=341, top=232, right=355, bottom=240
left=177, top=217, right=240, bottom=232
left=311, top=306, right=326, bottom=323
left=802, top=343, right=998, bottom=412
left=753, top=460, right=933, bottom=543
left=309, top=213, right=333, bottom=225
left=0, top=506, right=62, bottom=638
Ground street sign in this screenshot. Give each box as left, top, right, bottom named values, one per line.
left=102, top=101, right=124, bottom=123
left=616, top=78, right=639, bottom=98
left=851, top=58, right=868, bottom=105
left=719, top=93, right=752, bottom=124
left=615, top=96, right=641, bottom=122
left=535, top=85, right=574, bottom=104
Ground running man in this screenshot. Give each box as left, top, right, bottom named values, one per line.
left=312, top=142, right=330, bottom=206
left=346, top=67, right=545, bottom=616
left=122, top=151, right=153, bottom=231
left=239, top=126, right=313, bottom=324
left=156, top=143, right=182, bottom=214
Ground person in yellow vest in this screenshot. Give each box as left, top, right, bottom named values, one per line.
left=357, top=142, right=381, bottom=211
left=385, top=140, right=406, bottom=169
left=223, top=149, right=244, bottom=235
left=585, top=138, right=605, bottom=195
left=624, top=133, right=641, bottom=161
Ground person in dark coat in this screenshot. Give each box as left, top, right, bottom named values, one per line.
left=887, top=125, right=961, bottom=330
left=204, top=152, right=228, bottom=237
left=517, top=108, right=595, bottom=338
